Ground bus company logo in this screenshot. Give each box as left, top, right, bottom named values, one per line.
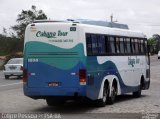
left=128, top=57, right=140, bottom=67
left=36, top=30, right=68, bottom=38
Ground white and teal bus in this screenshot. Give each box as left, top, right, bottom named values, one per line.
left=23, top=20, right=150, bottom=107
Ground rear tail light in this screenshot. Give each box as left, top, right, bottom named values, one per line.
left=79, top=69, right=86, bottom=85
left=20, top=66, right=23, bottom=71
left=23, top=68, right=28, bottom=83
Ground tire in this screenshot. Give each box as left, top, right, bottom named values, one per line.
left=96, top=84, right=109, bottom=107
left=46, top=98, right=65, bottom=106
left=108, top=84, right=117, bottom=104
left=133, top=81, right=142, bottom=98
left=5, top=75, right=9, bottom=79
left=18, top=76, right=21, bottom=79
left=133, top=86, right=141, bottom=98
left=146, top=80, right=150, bottom=89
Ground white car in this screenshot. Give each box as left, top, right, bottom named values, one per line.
left=158, top=51, right=160, bottom=59
left=3, top=58, right=23, bottom=79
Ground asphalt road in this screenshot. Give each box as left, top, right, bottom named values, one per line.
left=0, top=56, right=160, bottom=119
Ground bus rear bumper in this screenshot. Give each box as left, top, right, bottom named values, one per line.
left=23, top=86, right=86, bottom=99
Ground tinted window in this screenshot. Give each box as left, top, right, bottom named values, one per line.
left=135, top=39, right=139, bottom=53
left=126, top=38, right=131, bottom=53
left=86, top=33, right=147, bottom=56
left=105, top=36, right=110, bottom=54
left=86, top=34, right=92, bottom=55
left=115, top=37, right=120, bottom=53
left=140, top=40, right=144, bottom=53
left=124, top=38, right=127, bottom=53
left=97, top=35, right=106, bottom=55
left=131, top=39, right=135, bottom=53
left=120, top=38, right=124, bottom=53
left=91, top=34, right=98, bottom=54
left=109, top=36, right=116, bottom=54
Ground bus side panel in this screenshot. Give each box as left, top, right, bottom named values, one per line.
left=86, top=56, right=142, bottom=100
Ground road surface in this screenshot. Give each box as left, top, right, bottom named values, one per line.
left=0, top=55, right=160, bottom=119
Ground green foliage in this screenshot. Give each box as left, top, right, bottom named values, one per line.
left=148, top=37, right=157, bottom=54
left=12, top=5, right=47, bottom=40
left=0, top=5, right=47, bottom=57
left=0, top=34, right=23, bottom=69
left=148, top=37, right=157, bottom=46
left=0, top=34, right=22, bottom=56
left=0, top=5, right=48, bottom=69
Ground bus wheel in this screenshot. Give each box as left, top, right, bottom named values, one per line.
left=96, top=84, right=109, bottom=107
left=46, top=98, right=65, bottom=106
left=133, top=85, right=142, bottom=98
left=5, top=75, right=9, bottom=79
left=108, top=84, right=116, bottom=104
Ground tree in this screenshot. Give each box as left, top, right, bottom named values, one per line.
left=0, top=34, right=20, bottom=55
left=12, top=5, right=47, bottom=40
left=153, top=34, right=160, bottom=52
left=3, top=27, right=7, bottom=35
left=148, top=37, right=157, bottom=54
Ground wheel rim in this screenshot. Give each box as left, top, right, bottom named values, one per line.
left=111, top=86, right=116, bottom=101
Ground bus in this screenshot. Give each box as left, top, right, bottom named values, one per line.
left=23, top=20, right=150, bottom=107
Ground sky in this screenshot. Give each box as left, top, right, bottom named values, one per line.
left=0, top=0, right=160, bottom=37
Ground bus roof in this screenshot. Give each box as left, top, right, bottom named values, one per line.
left=30, top=20, right=146, bottom=39
left=79, top=24, right=146, bottom=38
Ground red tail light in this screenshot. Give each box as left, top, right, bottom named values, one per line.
left=79, top=69, right=86, bottom=85
left=23, top=68, right=28, bottom=83
left=20, top=66, right=23, bottom=71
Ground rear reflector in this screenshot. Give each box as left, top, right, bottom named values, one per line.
left=23, top=68, right=28, bottom=83
left=79, top=69, right=86, bottom=85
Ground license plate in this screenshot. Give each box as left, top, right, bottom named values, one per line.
left=48, top=82, right=60, bottom=87
left=9, top=66, right=16, bottom=70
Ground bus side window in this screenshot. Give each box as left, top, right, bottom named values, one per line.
left=105, top=36, right=110, bottom=54
left=97, top=35, right=106, bottom=55
left=144, top=40, right=148, bottom=55
left=120, top=37, right=124, bottom=54
left=91, top=34, right=98, bottom=55
left=109, top=36, right=116, bottom=54
left=124, top=38, right=127, bottom=54
left=135, top=39, right=139, bottom=54
left=137, top=39, right=141, bottom=54
left=140, top=40, right=144, bottom=54
left=126, top=38, right=131, bottom=54
left=86, top=34, right=92, bottom=55
left=131, top=38, right=135, bottom=54
left=116, top=37, right=120, bottom=53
